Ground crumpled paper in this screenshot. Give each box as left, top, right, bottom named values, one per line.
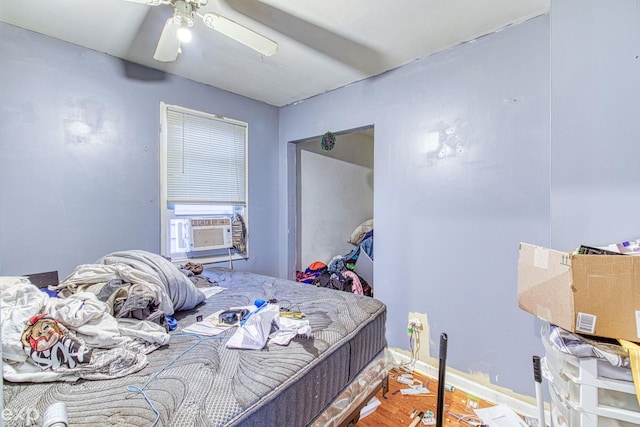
left=226, top=304, right=279, bottom=350
left=269, top=317, right=312, bottom=346
left=226, top=304, right=313, bottom=349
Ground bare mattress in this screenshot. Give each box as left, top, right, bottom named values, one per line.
left=3, top=268, right=387, bottom=426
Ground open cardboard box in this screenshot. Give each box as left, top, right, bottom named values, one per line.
left=518, top=242, right=640, bottom=342
left=354, top=245, right=373, bottom=287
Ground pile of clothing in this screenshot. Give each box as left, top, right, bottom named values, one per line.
left=296, top=261, right=328, bottom=284
left=1, top=276, right=168, bottom=383
left=1, top=250, right=213, bottom=383
left=298, top=260, right=372, bottom=297
left=52, top=250, right=209, bottom=325
left=297, top=219, right=374, bottom=296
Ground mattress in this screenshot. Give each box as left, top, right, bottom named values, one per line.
left=2, top=268, right=387, bottom=426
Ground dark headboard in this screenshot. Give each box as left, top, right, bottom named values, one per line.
left=22, top=271, right=59, bottom=288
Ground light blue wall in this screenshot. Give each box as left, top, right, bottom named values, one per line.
left=280, top=16, right=551, bottom=395
left=0, top=23, right=281, bottom=279
left=3, top=0, right=636, bottom=402
left=550, top=0, right=640, bottom=248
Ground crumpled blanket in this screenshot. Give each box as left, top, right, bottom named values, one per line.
left=53, top=263, right=175, bottom=320
left=53, top=250, right=206, bottom=321
left=98, top=250, right=205, bottom=312
left=548, top=323, right=629, bottom=368
left=1, top=280, right=169, bottom=383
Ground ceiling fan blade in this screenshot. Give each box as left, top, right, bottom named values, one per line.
left=201, top=13, right=278, bottom=57
left=154, top=18, right=181, bottom=62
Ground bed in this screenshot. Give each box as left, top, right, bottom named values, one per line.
left=2, top=261, right=388, bottom=426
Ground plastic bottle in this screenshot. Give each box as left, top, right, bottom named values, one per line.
left=42, top=402, right=68, bottom=427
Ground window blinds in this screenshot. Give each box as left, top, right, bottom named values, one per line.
left=165, top=107, right=247, bottom=205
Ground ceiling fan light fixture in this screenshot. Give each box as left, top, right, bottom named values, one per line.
left=144, top=0, right=277, bottom=62
left=173, top=1, right=194, bottom=26
left=172, top=0, right=194, bottom=43
left=176, top=25, right=192, bottom=43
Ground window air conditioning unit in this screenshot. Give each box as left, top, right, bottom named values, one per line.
left=189, top=217, right=233, bottom=251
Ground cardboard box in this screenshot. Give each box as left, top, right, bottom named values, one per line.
left=354, top=246, right=373, bottom=286
left=518, top=242, right=640, bottom=342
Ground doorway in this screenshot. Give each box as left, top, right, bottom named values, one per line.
left=291, top=126, right=374, bottom=276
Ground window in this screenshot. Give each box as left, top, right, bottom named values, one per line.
left=160, top=102, right=248, bottom=263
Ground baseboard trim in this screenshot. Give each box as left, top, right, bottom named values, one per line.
left=388, top=348, right=549, bottom=423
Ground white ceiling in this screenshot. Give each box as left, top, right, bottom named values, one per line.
left=0, top=0, right=549, bottom=107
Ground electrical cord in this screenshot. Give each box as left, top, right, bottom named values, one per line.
left=278, top=299, right=303, bottom=313
left=449, top=411, right=484, bottom=426
left=126, top=332, right=230, bottom=426
left=399, top=327, right=420, bottom=373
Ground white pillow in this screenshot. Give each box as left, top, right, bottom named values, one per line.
left=347, top=219, right=374, bottom=245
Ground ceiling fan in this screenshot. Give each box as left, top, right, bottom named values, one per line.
left=122, top=0, right=278, bottom=62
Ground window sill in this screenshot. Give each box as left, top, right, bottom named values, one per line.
left=171, top=252, right=248, bottom=267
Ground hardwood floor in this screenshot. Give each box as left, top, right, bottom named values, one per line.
left=357, top=368, right=494, bottom=427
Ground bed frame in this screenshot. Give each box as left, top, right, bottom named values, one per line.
left=338, top=375, right=389, bottom=427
